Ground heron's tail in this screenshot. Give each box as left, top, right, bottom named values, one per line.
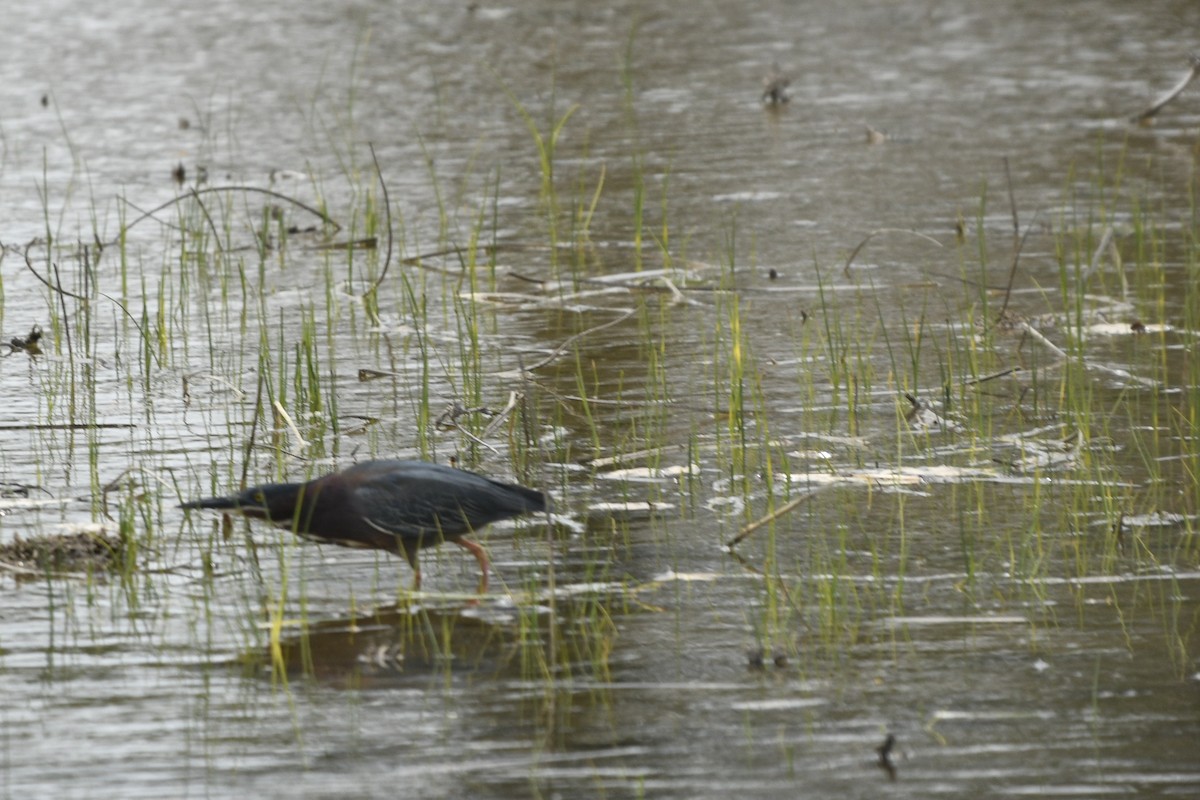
left=489, top=481, right=548, bottom=515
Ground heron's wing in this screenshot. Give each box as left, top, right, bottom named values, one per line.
left=350, top=463, right=543, bottom=539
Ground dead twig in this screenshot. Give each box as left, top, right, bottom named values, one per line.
left=842, top=229, right=942, bottom=278
left=364, top=142, right=394, bottom=309
left=962, top=366, right=1022, bottom=386
left=480, top=392, right=521, bottom=439
left=994, top=157, right=1040, bottom=323
left=114, top=185, right=341, bottom=246
left=517, top=307, right=639, bottom=374
left=724, top=492, right=815, bottom=550
left=1080, top=226, right=1125, bottom=296
left=1016, top=319, right=1158, bottom=388
left=1003, top=156, right=1019, bottom=244
left=993, top=221, right=1036, bottom=322
left=24, top=243, right=86, bottom=301
left=1133, top=53, right=1200, bottom=123
left=273, top=401, right=310, bottom=453
left=433, top=401, right=501, bottom=455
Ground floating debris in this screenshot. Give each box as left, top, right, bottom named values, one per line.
left=706, top=495, right=746, bottom=517
left=3, top=324, right=43, bottom=357
left=648, top=569, right=722, bottom=583
left=0, top=482, right=32, bottom=499
left=597, top=465, right=693, bottom=482
left=903, top=393, right=963, bottom=433
left=995, top=429, right=1083, bottom=473
left=762, top=64, right=791, bottom=106
left=743, top=647, right=792, bottom=671
left=865, top=125, right=888, bottom=145
left=1119, top=511, right=1190, bottom=529
left=1085, top=321, right=1174, bottom=336
left=357, top=368, right=394, bottom=382
left=587, top=501, right=674, bottom=520
left=884, top=614, right=1029, bottom=627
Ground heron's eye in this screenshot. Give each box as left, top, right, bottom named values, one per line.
left=255, top=491, right=267, bottom=504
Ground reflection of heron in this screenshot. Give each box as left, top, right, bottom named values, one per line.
left=258, top=602, right=526, bottom=682
left=182, top=460, right=546, bottom=592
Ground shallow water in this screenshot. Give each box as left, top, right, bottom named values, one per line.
left=1, top=1, right=1199, bottom=798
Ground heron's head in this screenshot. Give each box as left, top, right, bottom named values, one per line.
left=182, top=480, right=321, bottom=531
left=231, top=482, right=310, bottom=522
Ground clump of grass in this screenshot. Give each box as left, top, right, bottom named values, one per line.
left=0, top=529, right=128, bottom=576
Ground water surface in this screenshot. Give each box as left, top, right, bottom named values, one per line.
left=1, top=1, right=1198, bottom=798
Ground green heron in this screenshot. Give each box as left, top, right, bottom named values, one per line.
left=181, top=459, right=546, bottom=592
